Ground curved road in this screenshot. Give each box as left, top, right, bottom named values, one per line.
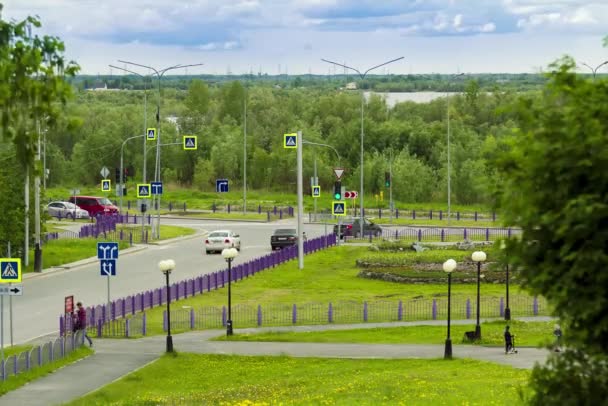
left=9, top=218, right=329, bottom=345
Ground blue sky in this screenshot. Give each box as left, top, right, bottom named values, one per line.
left=3, top=0, right=607, bottom=75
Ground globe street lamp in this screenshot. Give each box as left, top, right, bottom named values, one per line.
left=321, top=57, right=404, bottom=237
left=222, top=247, right=239, bottom=335
left=471, top=251, right=487, bottom=339
left=443, top=258, right=457, bottom=359
left=580, top=61, right=608, bottom=81
left=159, top=259, right=176, bottom=352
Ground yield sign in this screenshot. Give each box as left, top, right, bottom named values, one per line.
left=333, top=168, right=345, bottom=180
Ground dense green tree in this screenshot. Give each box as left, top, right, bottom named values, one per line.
left=496, top=57, right=608, bottom=404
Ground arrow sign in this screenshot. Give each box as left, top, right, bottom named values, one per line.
left=151, top=181, right=163, bottom=195
left=333, top=168, right=345, bottom=180
left=97, top=242, right=119, bottom=260
left=216, top=179, right=229, bottom=193
left=100, top=259, right=117, bottom=276
left=0, top=284, right=23, bottom=296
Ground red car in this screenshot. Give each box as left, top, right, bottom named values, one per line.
left=68, top=196, right=119, bottom=217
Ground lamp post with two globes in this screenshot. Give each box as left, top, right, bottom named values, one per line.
left=443, top=258, right=457, bottom=359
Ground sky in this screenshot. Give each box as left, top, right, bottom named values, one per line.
left=2, top=0, right=607, bottom=75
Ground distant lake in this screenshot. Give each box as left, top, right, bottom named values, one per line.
left=363, top=91, right=456, bottom=107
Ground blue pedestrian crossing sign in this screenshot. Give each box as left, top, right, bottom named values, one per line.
left=137, top=183, right=151, bottom=198
left=0, top=258, right=21, bottom=283
left=101, top=179, right=111, bottom=192
left=100, top=259, right=117, bottom=276
left=216, top=179, right=229, bottom=193
left=312, top=185, right=321, bottom=198
left=151, top=181, right=163, bottom=195
left=97, top=242, right=119, bottom=260
left=183, top=135, right=197, bottom=150
left=284, top=133, right=297, bottom=149
left=146, top=128, right=157, bottom=141
left=332, top=201, right=346, bottom=216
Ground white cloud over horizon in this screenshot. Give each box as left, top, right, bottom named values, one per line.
left=1, top=0, right=606, bottom=74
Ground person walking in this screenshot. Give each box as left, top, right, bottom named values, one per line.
left=553, top=324, right=563, bottom=352
left=75, top=302, right=93, bottom=347
left=504, top=325, right=514, bottom=354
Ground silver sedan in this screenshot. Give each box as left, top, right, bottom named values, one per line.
left=47, top=201, right=90, bottom=220
left=205, top=230, right=241, bottom=254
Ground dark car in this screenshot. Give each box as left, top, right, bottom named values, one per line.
left=333, top=218, right=382, bottom=238
left=271, top=228, right=298, bottom=250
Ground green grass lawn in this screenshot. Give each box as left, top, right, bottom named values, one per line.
left=68, top=354, right=529, bottom=405
left=0, top=347, right=93, bottom=396
left=160, top=211, right=273, bottom=221
left=25, top=225, right=195, bottom=273
left=374, top=217, right=504, bottom=228
left=131, top=245, right=538, bottom=336
left=217, top=320, right=557, bottom=348
left=1, top=344, right=33, bottom=358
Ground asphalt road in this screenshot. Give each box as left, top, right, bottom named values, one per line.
left=5, top=218, right=330, bottom=345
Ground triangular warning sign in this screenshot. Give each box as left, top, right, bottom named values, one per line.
left=333, top=168, right=344, bottom=180
left=2, top=263, right=17, bottom=277
left=334, top=204, right=344, bottom=214
left=286, top=136, right=296, bottom=146
left=186, top=138, right=195, bottom=147
left=148, top=130, right=154, bottom=137
left=139, top=186, right=148, bottom=195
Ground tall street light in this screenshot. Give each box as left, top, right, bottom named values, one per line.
left=443, top=258, right=457, bottom=359
left=119, top=134, right=145, bottom=213
left=446, top=73, right=465, bottom=226
left=472, top=250, right=487, bottom=339
left=581, top=61, right=608, bottom=81
left=159, top=259, right=176, bottom=352
left=321, top=57, right=404, bottom=237
left=109, top=65, right=151, bottom=184
left=222, top=247, right=239, bottom=335
left=118, top=60, right=203, bottom=239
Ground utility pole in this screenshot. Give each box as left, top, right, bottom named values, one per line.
left=321, top=57, right=404, bottom=238
left=34, top=120, right=42, bottom=272
left=296, top=130, right=304, bottom=270
left=118, top=60, right=203, bottom=239
left=243, top=91, right=247, bottom=215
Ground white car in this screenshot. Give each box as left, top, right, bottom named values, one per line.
left=205, top=230, right=241, bottom=254
left=47, top=201, right=90, bottom=220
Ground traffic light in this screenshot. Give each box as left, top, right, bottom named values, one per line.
left=334, top=181, right=342, bottom=200
left=123, top=167, right=129, bottom=182
left=385, top=171, right=391, bottom=187
left=115, top=167, right=120, bottom=183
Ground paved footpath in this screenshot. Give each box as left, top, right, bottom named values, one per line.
left=0, top=317, right=553, bottom=406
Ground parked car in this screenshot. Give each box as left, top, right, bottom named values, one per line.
left=270, top=228, right=298, bottom=250
left=205, top=230, right=241, bottom=254
left=333, top=218, right=382, bottom=238
left=67, top=196, right=119, bottom=217
left=46, top=201, right=90, bottom=220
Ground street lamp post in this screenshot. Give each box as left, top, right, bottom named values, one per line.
left=158, top=259, right=175, bottom=352
left=581, top=61, right=608, bottom=81
left=472, top=251, right=487, bottom=339
left=118, top=60, right=203, bottom=239
left=321, top=57, right=404, bottom=237
left=446, top=73, right=465, bottom=226
left=501, top=241, right=511, bottom=321
left=222, top=247, right=239, bottom=335
left=443, top=258, right=457, bottom=359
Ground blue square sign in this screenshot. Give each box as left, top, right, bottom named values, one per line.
left=97, top=242, right=119, bottom=260
left=100, top=259, right=117, bottom=276
left=151, top=181, right=163, bottom=195
left=216, top=179, right=229, bottom=193
left=0, top=259, right=21, bottom=283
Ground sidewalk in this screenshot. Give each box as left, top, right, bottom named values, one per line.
left=0, top=318, right=553, bottom=406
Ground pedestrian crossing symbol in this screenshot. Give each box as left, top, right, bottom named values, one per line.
left=0, top=259, right=21, bottom=283
left=312, top=185, right=321, bottom=198
left=146, top=128, right=157, bottom=141
left=332, top=202, right=346, bottom=216
left=137, top=183, right=151, bottom=198
left=284, top=133, right=297, bottom=149
left=183, top=135, right=197, bottom=150
left=101, top=179, right=111, bottom=192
